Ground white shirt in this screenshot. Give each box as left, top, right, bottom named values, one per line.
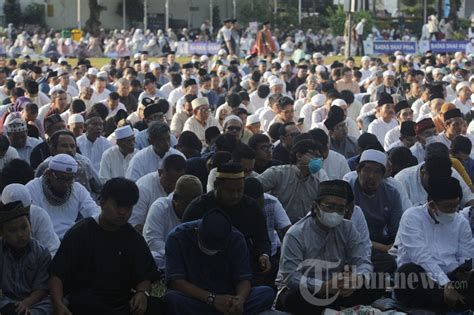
left=28, top=92, right=51, bottom=108
left=182, top=115, right=220, bottom=146
left=367, top=118, right=398, bottom=145
left=100, top=100, right=127, bottom=118
left=76, top=135, right=112, bottom=173
left=323, top=150, right=351, bottom=180
left=99, top=145, right=138, bottom=184
left=143, top=194, right=180, bottom=269
left=395, top=163, right=474, bottom=207
left=159, top=82, right=175, bottom=99
left=50, top=84, right=79, bottom=98
left=411, top=99, right=429, bottom=121
left=351, top=205, right=372, bottom=258
left=248, top=91, right=266, bottom=114
left=138, top=90, right=165, bottom=102
left=299, top=103, right=318, bottom=132
left=26, top=177, right=100, bottom=239
left=125, top=146, right=185, bottom=181
left=0, top=146, right=19, bottom=170
left=387, top=139, right=404, bottom=151
left=410, top=141, right=425, bottom=163
left=394, top=205, right=474, bottom=286
left=127, top=112, right=141, bottom=125
left=90, top=88, right=111, bottom=104
left=453, top=97, right=473, bottom=115
left=15, top=136, right=42, bottom=165
left=167, top=87, right=184, bottom=113
left=262, top=193, right=291, bottom=256
left=259, top=108, right=276, bottom=132
left=384, top=125, right=401, bottom=150
left=30, top=204, right=61, bottom=256
left=434, top=132, right=452, bottom=149
left=129, top=172, right=168, bottom=227
left=355, top=21, right=365, bottom=35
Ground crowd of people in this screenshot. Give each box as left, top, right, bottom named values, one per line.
left=0, top=17, right=473, bottom=315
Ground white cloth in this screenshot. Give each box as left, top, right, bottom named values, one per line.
left=299, top=103, right=317, bottom=132
left=143, top=194, right=180, bottom=269
left=393, top=204, right=474, bottom=286
left=248, top=91, right=266, bottom=114
left=367, top=118, right=398, bottom=145
left=15, top=136, right=42, bottom=165
left=129, top=171, right=168, bottom=227
left=125, top=146, right=185, bottom=181
left=102, top=100, right=127, bottom=118
left=26, top=177, right=100, bottom=238
left=323, top=150, right=351, bottom=180
left=394, top=162, right=474, bottom=207
left=387, top=139, right=404, bottom=151
left=384, top=125, right=401, bottom=150
left=76, top=135, right=112, bottom=173
left=90, top=88, right=111, bottom=104
left=182, top=115, right=220, bottom=146
left=259, top=108, right=276, bottom=132
left=50, top=84, right=79, bottom=97
left=434, top=132, right=452, bottom=149
left=138, top=90, right=165, bottom=102
left=167, top=87, right=184, bottom=112
left=351, top=205, right=372, bottom=258
left=99, top=145, right=138, bottom=184
left=262, top=193, right=291, bottom=256
left=159, top=82, right=175, bottom=99
left=30, top=204, right=61, bottom=256
left=410, top=142, right=425, bottom=163
left=454, top=98, right=473, bottom=115
left=0, top=146, right=19, bottom=170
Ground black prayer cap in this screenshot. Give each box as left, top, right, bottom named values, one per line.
left=377, top=92, right=394, bottom=107
left=317, top=180, right=349, bottom=201
left=426, top=176, right=462, bottom=202
left=140, top=97, right=155, bottom=108
left=114, top=109, right=128, bottom=124
left=429, top=91, right=444, bottom=101
left=216, top=163, right=244, bottom=180
left=44, top=113, right=64, bottom=131
left=183, top=78, right=197, bottom=88
left=198, top=209, right=233, bottom=250
left=144, top=99, right=169, bottom=118
left=182, top=62, right=194, bottom=69
left=244, top=177, right=264, bottom=200
left=324, top=106, right=345, bottom=131
left=0, top=201, right=28, bottom=224
left=395, top=100, right=410, bottom=114
left=443, top=108, right=463, bottom=122
left=400, top=121, right=416, bottom=137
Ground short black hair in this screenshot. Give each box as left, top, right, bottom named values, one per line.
left=232, top=143, right=255, bottom=162
left=49, top=130, right=76, bottom=149
left=184, top=94, right=197, bottom=104
left=215, top=133, right=238, bottom=153
left=1, top=159, right=34, bottom=189
left=162, top=154, right=187, bottom=173
left=425, top=155, right=452, bottom=178
left=108, top=92, right=120, bottom=101
left=290, top=140, right=322, bottom=164
left=170, top=73, right=182, bottom=86
left=24, top=80, right=39, bottom=94
left=211, top=151, right=232, bottom=168
left=226, top=93, right=242, bottom=108
left=451, top=135, right=472, bottom=155
left=340, top=90, right=355, bottom=105
left=100, top=177, right=139, bottom=207
left=268, top=122, right=283, bottom=142
left=88, top=103, right=108, bottom=121
left=257, top=85, right=270, bottom=98
left=178, top=131, right=202, bottom=152
left=205, top=126, right=221, bottom=142
left=248, top=133, right=270, bottom=149
left=238, top=91, right=250, bottom=102
left=24, top=102, right=38, bottom=115
left=71, top=99, right=86, bottom=113
left=308, top=128, right=329, bottom=147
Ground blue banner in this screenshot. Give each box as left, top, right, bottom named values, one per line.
left=373, top=41, right=417, bottom=54
left=429, top=41, right=468, bottom=53
left=188, top=42, right=220, bottom=55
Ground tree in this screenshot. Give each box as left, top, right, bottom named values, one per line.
left=116, top=0, right=144, bottom=27
left=23, top=3, right=46, bottom=27
left=85, top=0, right=106, bottom=36
left=3, top=0, right=21, bottom=26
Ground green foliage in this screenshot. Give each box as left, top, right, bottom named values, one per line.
left=212, top=5, right=221, bottom=33
left=238, top=1, right=272, bottom=25
left=23, top=3, right=46, bottom=27
left=3, top=0, right=21, bottom=26
left=400, top=0, right=436, bottom=17
left=301, top=14, right=329, bottom=31
left=116, top=0, right=144, bottom=24
left=326, top=5, right=345, bottom=36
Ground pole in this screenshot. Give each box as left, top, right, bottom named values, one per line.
left=77, top=0, right=81, bottom=30
left=423, top=0, right=427, bottom=26
left=232, top=0, right=236, bottom=19
left=165, top=0, right=169, bottom=30
left=122, top=0, right=126, bottom=30
left=144, top=0, right=148, bottom=30
left=346, top=12, right=353, bottom=58
left=298, top=0, right=302, bottom=25
left=210, top=0, right=213, bottom=33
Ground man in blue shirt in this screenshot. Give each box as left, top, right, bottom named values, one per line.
left=163, top=209, right=275, bottom=314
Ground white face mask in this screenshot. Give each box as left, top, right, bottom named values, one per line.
left=433, top=208, right=456, bottom=224
left=317, top=207, right=344, bottom=228
left=198, top=239, right=219, bottom=256
left=200, top=88, right=210, bottom=94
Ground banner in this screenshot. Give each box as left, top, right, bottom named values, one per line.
left=372, top=41, right=417, bottom=54
left=429, top=41, right=468, bottom=53
left=177, top=41, right=221, bottom=56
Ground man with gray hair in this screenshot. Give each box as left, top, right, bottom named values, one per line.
left=126, top=122, right=185, bottom=181
left=143, top=174, right=203, bottom=269
left=116, top=77, right=138, bottom=114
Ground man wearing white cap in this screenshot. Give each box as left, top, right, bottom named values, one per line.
left=4, top=114, right=41, bottom=165
left=245, top=114, right=261, bottom=135
left=299, top=93, right=326, bottom=132
left=372, top=70, right=401, bottom=101
left=182, top=97, right=220, bottom=147
left=50, top=69, right=79, bottom=98
left=76, top=67, right=98, bottom=90
left=453, top=81, right=472, bottom=115
left=67, top=113, right=85, bottom=138
left=2, top=183, right=60, bottom=256
left=150, top=62, right=169, bottom=87
left=26, top=153, right=100, bottom=239
left=99, top=125, right=138, bottom=183
left=346, top=149, right=403, bottom=273
left=312, top=52, right=324, bottom=65
left=360, top=56, right=372, bottom=82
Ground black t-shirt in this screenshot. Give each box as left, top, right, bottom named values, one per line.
left=272, top=143, right=290, bottom=165
left=50, top=218, right=158, bottom=307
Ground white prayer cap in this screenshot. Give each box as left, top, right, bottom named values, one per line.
left=78, top=79, right=91, bottom=89
left=311, top=94, right=326, bottom=107
left=217, top=65, right=227, bottom=73
left=269, top=78, right=284, bottom=88
left=115, top=125, right=134, bottom=140
left=394, top=50, right=403, bottom=56
left=405, top=54, right=413, bottom=61
left=456, top=81, right=470, bottom=93
left=141, top=60, right=149, bottom=66
left=361, top=56, right=370, bottom=62
left=396, top=55, right=405, bottom=61
left=4, top=116, right=27, bottom=133
left=304, top=54, right=311, bottom=61
left=432, top=68, right=443, bottom=75
left=315, top=65, right=326, bottom=73
left=48, top=154, right=78, bottom=174
left=2, top=184, right=31, bottom=207
left=425, top=66, right=434, bottom=74
left=313, top=52, right=323, bottom=59
left=68, top=113, right=84, bottom=125
left=360, top=149, right=387, bottom=170
left=191, top=97, right=209, bottom=110
left=263, top=71, right=272, bottom=80
left=246, top=114, right=260, bottom=126
left=13, top=75, right=23, bottom=83
left=150, top=62, right=160, bottom=71
left=223, top=115, right=243, bottom=127
left=87, top=68, right=98, bottom=76
left=134, top=53, right=141, bottom=59
left=218, top=49, right=227, bottom=56
left=100, top=65, right=111, bottom=73
left=281, top=60, right=290, bottom=67
left=97, top=71, right=108, bottom=79
left=331, top=98, right=347, bottom=107
left=200, top=55, right=209, bottom=62
left=383, top=70, right=396, bottom=77
left=58, top=57, right=67, bottom=64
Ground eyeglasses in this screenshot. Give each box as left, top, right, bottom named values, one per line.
left=319, top=202, right=347, bottom=214
left=51, top=172, right=75, bottom=183
left=226, top=126, right=242, bottom=132
left=198, top=108, right=210, bottom=113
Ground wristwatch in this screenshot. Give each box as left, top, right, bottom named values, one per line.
left=206, top=292, right=216, bottom=305
left=137, top=290, right=150, bottom=297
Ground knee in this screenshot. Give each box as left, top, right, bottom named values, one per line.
left=251, top=286, right=276, bottom=306
left=162, top=289, right=187, bottom=305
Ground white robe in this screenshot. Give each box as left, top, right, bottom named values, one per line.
left=367, top=118, right=398, bottom=145
left=76, top=135, right=112, bottom=173
left=99, top=145, right=138, bottom=184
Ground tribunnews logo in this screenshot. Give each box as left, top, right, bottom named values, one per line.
left=295, top=259, right=468, bottom=307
